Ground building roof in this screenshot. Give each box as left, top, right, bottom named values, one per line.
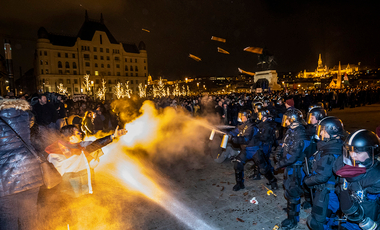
left=48, top=33, right=77, bottom=47
left=122, top=43, right=140, bottom=54
left=77, top=19, right=118, bottom=44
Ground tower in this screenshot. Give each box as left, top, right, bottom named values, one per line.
left=337, top=61, right=342, bottom=89
left=318, top=54, right=322, bottom=68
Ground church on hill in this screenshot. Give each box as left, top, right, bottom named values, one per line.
left=35, top=11, right=148, bottom=96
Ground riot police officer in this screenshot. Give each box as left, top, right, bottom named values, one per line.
left=229, top=110, right=256, bottom=191
left=246, top=109, right=278, bottom=189
left=302, top=107, right=327, bottom=209
left=304, top=116, right=344, bottom=230
left=334, top=129, right=380, bottom=230
left=275, top=109, right=308, bottom=230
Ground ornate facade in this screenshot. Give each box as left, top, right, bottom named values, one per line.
left=35, top=11, right=148, bottom=95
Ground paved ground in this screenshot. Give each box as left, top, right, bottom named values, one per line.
left=65, top=104, right=380, bottom=230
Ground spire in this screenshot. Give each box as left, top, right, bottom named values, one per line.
left=318, top=54, right=322, bottom=68
left=85, top=10, right=89, bottom=21
left=337, top=61, right=342, bottom=89
left=100, top=13, right=104, bottom=24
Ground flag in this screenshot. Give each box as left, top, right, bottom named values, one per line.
left=189, top=54, right=201, bottom=62
left=217, top=47, right=230, bottom=54
left=211, top=36, right=226, bottom=43
left=142, top=28, right=150, bottom=33
left=244, top=47, right=263, bottom=54
left=238, top=68, right=255, bottom=76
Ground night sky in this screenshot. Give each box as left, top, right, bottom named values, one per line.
left=1, top=0, right=379, bottom=80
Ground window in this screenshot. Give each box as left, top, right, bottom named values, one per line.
left=126, top=73, right=128, bottom=76
left=135, top=66, right=138, bottom=71
left=125, top=65, right=128, bottom=71
left=109, top=87, right=112, bottom=92
left=72, top=54, right=75, bottom=58
left=40, top=60, right=43, bottom=65
left=131, top=80, right=133, bottom=84
left=96, top=79, right=100, bottom=84
left=65, top=53, right=68, bottom=58
left=136, top=80, right=138, bottom=84
left=100, top=48, right=103, bottom=52
left=67, top=79, right=71, bottom=84
left=58, top=61, right=62, bottom=68
left=106, top=56, right=110, bottom=60
left=59, top=79, right=63, bottom=84
left=107, top=64, right=110, bottom=68
left=106, top=48, right=109, bottom=53
left=46, top=61, right=48, bottom=65
left=94, top=55, right=98, bottom=60
left=130, top=58, right=132, bottom=62
left=115, top=57, right=120, bottom=61
left=101, top=64, right=104, bottom=68
left=135, top=59, right=137, bottom=63
left=145, top=80, right=147, bottom=84
left=117, top=72, right=120, bottom=76
left=59, top=70, right=63, bottom=74
left=85, top=62, right=90, bottom=67
left=116, top=64, right=120, bottom=68
left=144, top=66, right=146, bottom=70
left=46, top=69, right=49, bottom=74
left=144, top=73, right=147, bottom=77
left=125, top=58, right=128, bottom=62
left=100, top=35, right=102, bottom=44
left=93, top=47, right=97, bottom=52
left=44, top=51, right=47, bottom=56
left=65, top=70, right=70, bottom=74
left=41, top=69, right=44, bottom=74
left=68, top=88, right=71, bottom=93
left=58, top=52, right=61, bottom=57
left=65, top=62, right=70, bottom=68
left=108, top=72, right=111, bottom=75
left=130, top=66, right=133, bottom=71
left=95, top=63, right=98, bottom=67
left=135, top=73, right=138, bottom=76
left=108, top=80, right=112, bottom=84
left=74, top=79, right=78, bottom=84
left=73, top=62, right=77, bottom=69
left=95, top=71, right=99, bottom=76
left=144, top=59, right=146, bottom=63
left=86, top=71, right=90, bottom=74
left=73, top=71, right=77, bottom=75
left=39, top=51, right=42, bottom=56
left=75, top=87, right=78, bottom=92
left=84, top=54, right=90, bottom=60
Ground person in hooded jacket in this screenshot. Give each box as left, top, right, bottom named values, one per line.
left=334, top=129, right=380, bottom=230
left=0, top=99, right=44, bottom=230
left=304, top=116, right=344, bottom=230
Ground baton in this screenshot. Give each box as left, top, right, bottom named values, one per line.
left=304, top=156, right=314, bottom=203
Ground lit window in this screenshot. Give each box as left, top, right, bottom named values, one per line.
left=95, top=71, right=99, bottom=76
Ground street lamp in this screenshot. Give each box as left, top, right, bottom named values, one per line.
left=91, top=81, right=95, bottom=100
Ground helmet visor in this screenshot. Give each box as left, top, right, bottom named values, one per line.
left=307, top=113, right=313, bottom=124
left=258, top=113, right=263, bottom=121
left=343, top=143, right=374, bottom=167
left=316, top=124, right=327, bottom=141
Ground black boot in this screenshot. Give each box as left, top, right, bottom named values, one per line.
left=281, top=199, right=300, bottom=230
left=233, top=172, right=245, bottom=191
left=249, top=165, right=261, bottom=180
left=302, top=184, right=313, bottom=209
left=264, top=171, right=278, bottom=190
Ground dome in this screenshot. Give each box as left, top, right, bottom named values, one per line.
left=37, top=27, right=49, bottom=39
left=138, top=41, right=146, bottom=50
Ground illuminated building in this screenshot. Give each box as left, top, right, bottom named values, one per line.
left=297, top=54, right=359, bottom=78
left=35, top=11, right=148, bottom=95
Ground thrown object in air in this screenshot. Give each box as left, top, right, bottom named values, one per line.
left=211, top=36, right=226, bottom=43
left=238, top=68, right=255, bottom=76
left=209, top=129, right=216, bottom=140
left=244, top=46, right=263, bottom=54
left=217, top=47, right=230, bottom=54
left=189, top=54, right=201, bottom=62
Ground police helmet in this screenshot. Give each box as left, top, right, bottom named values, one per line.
left=257, top=109, right=270, bottom=121
left=308, top=102, right=324, bottom=111
left=238, top=109, right=252, bottom=121
left=281, top=109, right=304, bottom=127
left=343, top=129, right=380, bottom=167
left=316, top=116, right=344, bottom=141
left=307, top=108, right=327, bottom=125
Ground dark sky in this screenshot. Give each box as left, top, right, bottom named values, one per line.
left=1, top=0, right=379, bottom=80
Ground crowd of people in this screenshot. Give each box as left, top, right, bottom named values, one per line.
left=1, top=86, right=380, bottom=230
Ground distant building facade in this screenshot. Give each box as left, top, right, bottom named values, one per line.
left=35, top=11, right=148, bottom=96
left=297, top=54, right=359, bottom=78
